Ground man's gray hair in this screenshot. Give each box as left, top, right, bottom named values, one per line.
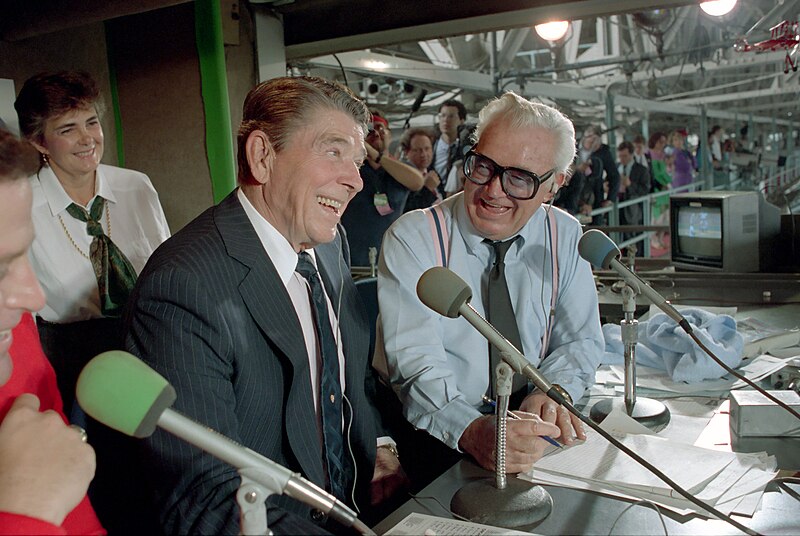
left=472, top=92, right=576, bottom=175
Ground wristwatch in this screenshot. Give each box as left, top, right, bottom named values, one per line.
left=377, top=443, right=399, bottom=460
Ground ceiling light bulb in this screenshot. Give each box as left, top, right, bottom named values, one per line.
left=700, top=0, right=737, bottom=17
left=363, top=60, right=389, bottom=70
left=535, top=21, right=570, bottom=42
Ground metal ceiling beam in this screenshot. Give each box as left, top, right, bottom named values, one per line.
left=309, top=50, right=795, bottom=126
left=283, top=0, right=696, bottom=60
left=676, top=84, right=800, bottom=106
left=736, top=100, right=800, bottom=114
left=307, top=51, right=492, bottom=93
left=656, top=73, right=776, bottom=101
left=308, top=50, right=603, bottom=102
left=496, top=28, right=531, bottom=71
left=616, top=94, right=796, bottom=126
left=521, top=81, right=603, bottom=102
left=616, top=95, right=697, bottom=115
left=602, top=50, right=789, bottom=88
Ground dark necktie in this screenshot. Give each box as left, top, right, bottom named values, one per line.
left=66, top=197, right=137, bottom=318
left=295, top=252, right=350, bottom=501
left=485, top=237, right=528, bottom=406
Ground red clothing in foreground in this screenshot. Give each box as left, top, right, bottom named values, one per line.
left=0, top=313, right=105, bottom=536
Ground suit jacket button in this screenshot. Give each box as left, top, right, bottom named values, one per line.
left=311, top=509, right=327, bottom=523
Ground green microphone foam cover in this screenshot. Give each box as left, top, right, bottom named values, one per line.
left=76, top=351, right=177, bottom=438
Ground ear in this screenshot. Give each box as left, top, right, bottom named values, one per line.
left=30, top=139, right=48, bottom=156
left=245, top=130, right=274, bottom=185
left=544, top=172, right=566, bottom=201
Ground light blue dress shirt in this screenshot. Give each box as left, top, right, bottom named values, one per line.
left=378, top=193, right=603, bottom=449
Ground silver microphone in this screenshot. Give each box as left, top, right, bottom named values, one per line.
left=416, top=266, right=554, bottom=395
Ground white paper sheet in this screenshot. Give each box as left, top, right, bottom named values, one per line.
left=383, top=513, right=535, bottom=535
left=532, top=430, right=735, bottom=495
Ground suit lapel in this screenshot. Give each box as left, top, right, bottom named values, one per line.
left=315, top=236, right=352, bottom=370
left=316, top=234, right=369, bottom=394
left=214, top=193, right=325, bottom=485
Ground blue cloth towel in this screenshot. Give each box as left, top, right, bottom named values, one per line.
left=601, top=308, right=744, bottom=383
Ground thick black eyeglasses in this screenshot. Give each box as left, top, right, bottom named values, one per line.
left=463, top=149, right=555, bottom=200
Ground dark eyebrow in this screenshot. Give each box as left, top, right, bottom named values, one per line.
left=53, top=120, right=78, bottom=130
left=53, top=115, right=99, bottom=131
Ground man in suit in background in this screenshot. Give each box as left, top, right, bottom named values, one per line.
left=617, top=141, right=651, bottom=255
left=577, top=125, right=620, bottom=225
left=125, top=76, right=405, bottom=535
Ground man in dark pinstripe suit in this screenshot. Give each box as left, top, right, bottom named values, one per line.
left=124, top=77, right=406, bottom=535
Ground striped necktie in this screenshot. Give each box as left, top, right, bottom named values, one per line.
left=295, top=251, right=351, bottom=501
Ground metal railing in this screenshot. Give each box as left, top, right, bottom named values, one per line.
left=586, top=151, right=800, bottom=255
left=584, top=178, right=706, bottom=257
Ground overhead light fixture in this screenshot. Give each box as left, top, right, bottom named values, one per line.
left=363, top=59, right=390, bottom=70
left=534, top=20, right=570, bottom=42
left=699, top=0, right=737, bottom=17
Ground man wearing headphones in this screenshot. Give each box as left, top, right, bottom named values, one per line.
left=377, top=93, right=603, bottom=486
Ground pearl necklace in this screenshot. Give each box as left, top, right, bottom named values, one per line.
left=57, top=202, right=112, bottom=260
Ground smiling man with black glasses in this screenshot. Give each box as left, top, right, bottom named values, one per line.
left=376, top=92, right=604, bottom=488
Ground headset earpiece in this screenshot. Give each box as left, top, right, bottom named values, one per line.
left=548, top=179, right=559, bottom=195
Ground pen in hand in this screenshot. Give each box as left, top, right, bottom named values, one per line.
left=482, top=395, right=563, bottom=449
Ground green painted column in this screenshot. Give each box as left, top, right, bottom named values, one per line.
left=195, top=0, right=237, bottom=202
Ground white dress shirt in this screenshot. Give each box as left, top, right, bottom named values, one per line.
left=237, top=189, right=347, bottom=411
left=29, top=164, right=170, bottom=323
left=378, top=194, right=603, bottom=449
left=433, top=137, right=453, bottom=179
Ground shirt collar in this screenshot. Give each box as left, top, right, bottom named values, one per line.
left=36, top=165, right=116, bottom=217
left=237, top=188, right=317, bottom=286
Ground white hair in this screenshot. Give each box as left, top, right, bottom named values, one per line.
left=472, top=92, right=576, bottom=175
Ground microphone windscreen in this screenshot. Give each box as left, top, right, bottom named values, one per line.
left=76, top=351, right=176, bottom=438
left=416, top=266, right=473, bottom=318
left=578, top=229, right=620, bottom=269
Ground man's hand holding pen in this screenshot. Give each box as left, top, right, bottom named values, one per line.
left=459, top=400, right=562, bottom=473
left=482, top=395, right=563, bottom=450
left=520, top=391, right=586, bottom=446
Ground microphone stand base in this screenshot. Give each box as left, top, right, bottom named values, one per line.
left=450, top=477, right=552, bottom=529
left=590, top=398, right=671, bottom=432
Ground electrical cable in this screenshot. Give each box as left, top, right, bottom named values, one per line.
left=335, top=229, right=360, bottom=513
left=343, top=394, right=359, bottom=513
left=688, top=331, right=800, bottom=420
left=555, top=396, right=762, bottom=536
left=408, top=493, right=471, bottom=522
left=655, top=297, right=800, bottom=306
left=332, top=54, right=349, bottom=88
left=607, top=498, right=669, bottom=536
left=773, top=478, right=800, bottom=503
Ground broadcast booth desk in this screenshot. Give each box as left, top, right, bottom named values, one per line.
left=374, top=276, right=800, bottom=535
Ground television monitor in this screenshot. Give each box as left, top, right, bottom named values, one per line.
left=670, top=191, right=780, bottom=272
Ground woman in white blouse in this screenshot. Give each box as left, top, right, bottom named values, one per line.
left=14, top=71, right=170, bottom=415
